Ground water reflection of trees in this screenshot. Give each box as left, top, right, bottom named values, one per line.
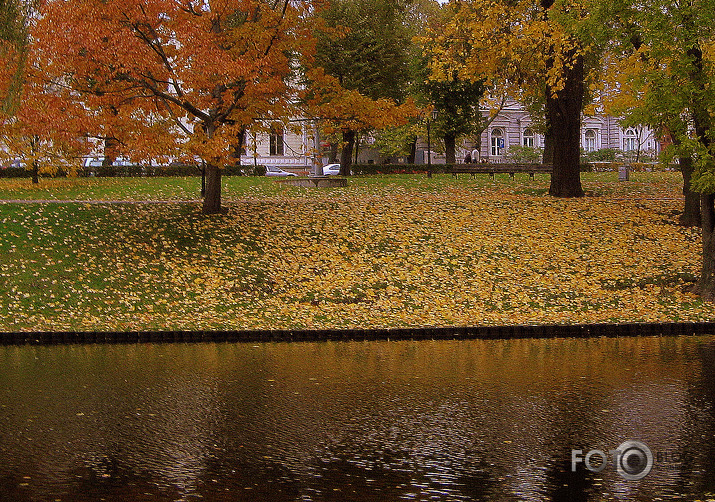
left=0, top=336, right=713, bottom=501
left=677, top=340, right=715, bottom=496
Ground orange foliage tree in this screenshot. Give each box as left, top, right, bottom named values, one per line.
left=302, top=68, right=418, bottom=174
left=31, top=0, right=313, bottom=213
left=0, top=76, right=89, bottom=182
left=0, top=0, right=88, bottom=181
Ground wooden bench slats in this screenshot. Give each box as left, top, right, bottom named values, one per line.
left=450, top=163, right=553, bottom=179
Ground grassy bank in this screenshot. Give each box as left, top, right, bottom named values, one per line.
left=1, top=172, right=711, bottom=331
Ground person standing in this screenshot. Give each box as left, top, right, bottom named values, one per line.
left=471, top=146, right=480, bottom=163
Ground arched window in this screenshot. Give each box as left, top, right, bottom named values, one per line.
left=584, top=129, right=597, bottom=152
left=491, top=128, right=504, bottom=156
left=270, top=126, right=284, bottom=156
left=623, top=129, right=637, bottom=152
left=523, top=128, right=535, bottom=148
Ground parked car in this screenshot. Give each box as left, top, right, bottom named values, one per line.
left=265, top=165, right=297, bottom=177
left=83, top=156, right=133, bottom=168
left=322, top=163, right=342, bottom=175
left=2, top=159, right=25, bottom=169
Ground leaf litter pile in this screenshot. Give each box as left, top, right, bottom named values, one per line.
left=0, top=173, right=711, bottom=331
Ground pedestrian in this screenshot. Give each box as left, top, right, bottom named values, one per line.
left=471, top=146, right=480, bottom=163
left=464, top=152, right=472, bottom=164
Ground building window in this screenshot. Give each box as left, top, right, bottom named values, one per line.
left=491, top=128, right=504, bottom=156
left=584, top=129, right=597, bottom=152
left=270, top=127, right=284, bottom=156
left=523, top=128, right=535, bottom=148
left=623, top=129, right=637, bottom=152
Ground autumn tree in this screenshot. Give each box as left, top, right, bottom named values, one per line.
left=603, top=0, right=715, bottom=298
left=0, top=80, right=89, bottom=182
left=31, top=0, right=310, bottom=213
left=309, top=0, right=415, bottom=174
left=415, top=3, right=486, bottom=165
left=602, top=1, right=703, bottom=227
left=427, top=0, right=609, bottom=197
left=0, top=0, right=90, bottom=182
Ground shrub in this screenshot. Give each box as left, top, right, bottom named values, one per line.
left=506, top=146, right=543, bottom=163
left=581, top=148, right=618, bottom=163
left=0, top=163, right=254, bottom=178
left=0, top=167, right=32, bottom=178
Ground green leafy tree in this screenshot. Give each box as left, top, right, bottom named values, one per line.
left=604, top=0, right=715, bottom=298
left=310, top=0, right=414, bottom=174
left=422, top=74, right=485, bottom=164
left=372, top=123, right=416, bottom=161
left=0, top=0, right=27, bottom=114
left=603, top=1, right=704, bottom=227
left=416, top=3, right=486, bottom=165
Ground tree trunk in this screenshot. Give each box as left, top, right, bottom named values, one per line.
left=688, top=45, right=715, bottom=298
left=547, top=49, right=585, bottom=198
left=679, top=156, right=701, bottom=227
left=203, top=163, right=221, bottom=214
left=444, top=133, right=456, bottom=165
left=201, top=163, right=206, bottom=197
left=232, top=129, right=246, bottom=171
left=407, top=136, right=417, bottom=164
left=102, top=137, right=118, bottom=164
left=31, top=162, right=39, bottom=184
left=100, top=136, right=119, bottom=176
left=543, top=122, right=554, bottom=165
left=540, top=0, right=583, bottom=197
left=696, top=194, right=715, bottom=300
left=200, top=121, right=223, bottom=214
left=329, top=142, right=338, bottom=164
left=202, top=163, right=223, bottom=214
left=340, top=129, right=354, bottom=176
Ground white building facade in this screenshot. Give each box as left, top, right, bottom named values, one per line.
left=239, top=104, right=663, bottom=172
left=472, top=102, right=661, bottom=163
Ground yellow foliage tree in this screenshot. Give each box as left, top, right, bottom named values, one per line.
left=600, top=0, right=715, bottom=299
left=424, top=0, right=607, bottom=197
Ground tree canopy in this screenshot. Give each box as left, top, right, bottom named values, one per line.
left=421, top=73, right=485, bottom=164
left=306, top=0, right=417, bottom=174
left=602, top=0, right=715, bottom=297
left=23, top=0, right=312, bottom=213
left=425, top=0, right=610, bottom=196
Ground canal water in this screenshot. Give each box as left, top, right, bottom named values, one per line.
left=1, top=336, right=714, bottom=501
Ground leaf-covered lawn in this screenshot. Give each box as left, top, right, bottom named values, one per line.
left=0, top=173, right=711, bottom=331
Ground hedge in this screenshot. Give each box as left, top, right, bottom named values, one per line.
left=0, top=162, right=680, bottom=179
left=351, top=163, right=595, bottom=174
left=0, top=164, right=258, bottom=179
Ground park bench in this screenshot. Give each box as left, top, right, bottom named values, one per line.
left=451, top=163, right=553, bottom=180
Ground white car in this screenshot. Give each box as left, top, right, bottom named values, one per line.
left=322, top=163, right=342, bottom=175
left=83, top=156, right=133, bottom=168
left=265, top=165, right=297, bottom=177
